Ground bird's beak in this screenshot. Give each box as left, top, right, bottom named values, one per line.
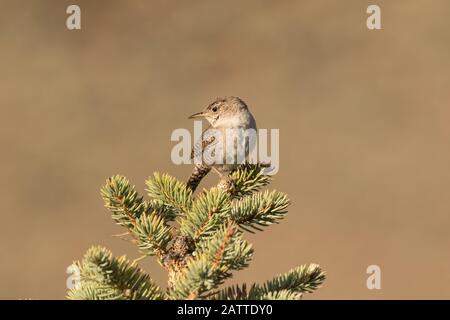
left=188, top=111, right=205, bottom=119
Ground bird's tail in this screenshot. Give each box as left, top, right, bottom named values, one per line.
left=186, top=164, right=211, bottom=192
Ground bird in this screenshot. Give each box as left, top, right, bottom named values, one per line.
left=186, top=96, right=257, bottom=192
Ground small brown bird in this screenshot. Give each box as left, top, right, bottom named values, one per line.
left=186, top=96, right=257, bottom=191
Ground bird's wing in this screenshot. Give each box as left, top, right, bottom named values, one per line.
left=190, top=126, right=218, bottom=160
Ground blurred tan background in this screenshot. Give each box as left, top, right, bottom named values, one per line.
left=1, top=0, right=449, bottom=299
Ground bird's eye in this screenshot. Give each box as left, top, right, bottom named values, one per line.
left=212, top=106, right=218, bottom=112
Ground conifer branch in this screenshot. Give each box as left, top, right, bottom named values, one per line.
left=259, top=264, right=326, bottom=295
left=228, top=163, right=271, bottom=198
left=71, top=163, right=326, bottom=300
left=131, top=212, right=172, bottom=258
left=179, top=189, right=231, bottom=242
left=147, top=199, right=177, bottom=221
left=101, top=175, right=147, bottom=229
left=230, top=190, right=289, bottom=232
left=67, top=246, right=163, bottom=300
left=67, top=283, right=111, bottom=300
left=210, top=264, right=325, bottom=300
left=168, top=223, right=253, bottom=299
left=260, top=290, right=303, bottom=300
left=101, top=175, right=173, bottom=260
left=146, top=173, right=193, bottom=215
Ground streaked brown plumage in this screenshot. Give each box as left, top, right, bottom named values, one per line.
left=186, top=96, right=257, bottom=192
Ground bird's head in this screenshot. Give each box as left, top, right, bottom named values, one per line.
left=189, top=96, right=250, bottom=127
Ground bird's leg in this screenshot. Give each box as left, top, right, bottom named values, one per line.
left=132, top=255, right=147, bottom=264
left=212, top=166, right=226, bottom=178
left=112, top=231, right=129, bottom=237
